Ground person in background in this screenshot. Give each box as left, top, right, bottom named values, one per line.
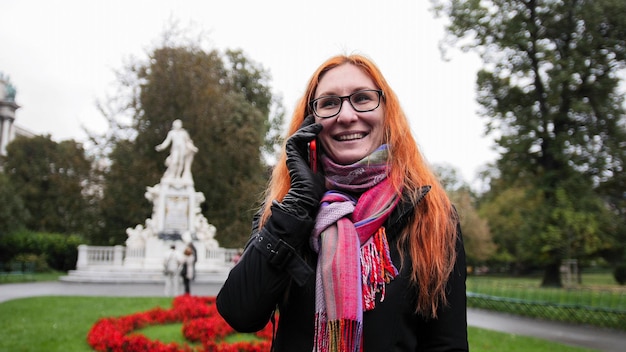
left=187, top=241, right=198, bottom=267
left=216, top=54, right=468, bottom=351
left=163, top=244, right=181, bottom=296
left=181, top=245, right=195, bottom=295
left=232, top=249, right=243, bottom=264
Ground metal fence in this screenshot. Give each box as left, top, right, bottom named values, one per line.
left=466, top=278, right=626, bottom=331
left=467, top=292, right=626, bottom=330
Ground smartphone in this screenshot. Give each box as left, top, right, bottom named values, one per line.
left=308, top=140, right=317, bottom=173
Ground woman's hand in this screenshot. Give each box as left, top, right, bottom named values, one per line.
left=278, top=115, right=325, bottom=219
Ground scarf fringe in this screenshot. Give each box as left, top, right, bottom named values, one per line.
left=361, top=227, right=399, bottom=311
left=314, top=313, right=362, bottom=352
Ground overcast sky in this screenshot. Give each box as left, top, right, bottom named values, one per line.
left=1, top=0, right=496, bottom=186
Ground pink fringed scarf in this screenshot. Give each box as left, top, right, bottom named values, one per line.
left=310, top=145, right=400, bottom=352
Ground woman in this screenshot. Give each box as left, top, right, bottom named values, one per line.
left=163, top=244, right=181, bottom=296
left=181, top=245, right=195, bottom=295
left=217, top=54, right=468, bottom=351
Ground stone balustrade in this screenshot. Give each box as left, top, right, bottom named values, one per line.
left=76, top=244, right=239, bottom=269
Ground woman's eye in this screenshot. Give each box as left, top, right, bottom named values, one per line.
left=352, top=92, right=373, bottom=104
left=319, top=97, right=339, bottom=108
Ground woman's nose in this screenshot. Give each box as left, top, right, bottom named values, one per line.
left=335, top=99, right=358, bottom=123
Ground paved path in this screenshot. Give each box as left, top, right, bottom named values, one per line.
left=467, top=308, right=625, bottom=352
left=1, top=281, right=625, bottom=351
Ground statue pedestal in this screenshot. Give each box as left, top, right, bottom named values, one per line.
left=150, top=178, right=198, bottom=238
left=123, top=174, right=218, bottom=272
left=143, top=237, right=168, bottom=269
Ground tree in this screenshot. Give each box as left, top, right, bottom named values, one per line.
left=453, top=190, right=496, bottom=266
left=434, top=164, right=496, bottom=267
left=4, top=135, right=96, bottom=236
left=433, top=0, right=626, bottom=286
left=479, top=182, right=544, bottom=273
left=96, top=29, right=282, bottom=247
left=95, top=139, right=152, bottom=245
left=0, top=172, right=30, bottom=235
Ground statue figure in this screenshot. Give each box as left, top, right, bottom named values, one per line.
left=0, top=73, right=17, bottom=102
left=125, top=224, right=147, bottom=248
left=155, top=119, right=198, bottom=180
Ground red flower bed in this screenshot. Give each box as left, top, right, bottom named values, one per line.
left=87, top=295, right=273, bottom=352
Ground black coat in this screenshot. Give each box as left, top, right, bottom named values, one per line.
left=217, top=191, right=469, bottom=351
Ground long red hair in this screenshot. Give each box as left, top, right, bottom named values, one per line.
left=261, top=54, right=458, bottom=317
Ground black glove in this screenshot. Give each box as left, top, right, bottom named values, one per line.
left=274, top=115, right=325, bottom=220
left=246, top=116, right=322, bottom=283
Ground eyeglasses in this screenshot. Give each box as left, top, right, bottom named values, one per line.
left=310, top=89, right=384, bottom=119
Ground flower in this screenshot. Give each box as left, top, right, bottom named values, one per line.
left=87, top=295, right=275, bottom=352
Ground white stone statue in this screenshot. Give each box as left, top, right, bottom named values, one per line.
left=155, top=119, right=198, bottom=180
left=125, top=224, right=148, bottom=247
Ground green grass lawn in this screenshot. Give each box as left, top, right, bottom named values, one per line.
left=0, top=296, right=599, bottom=352
left=467, top=273, right=626, bottom=308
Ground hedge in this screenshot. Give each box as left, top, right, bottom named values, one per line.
left=0, top=231, right=84, bottom=272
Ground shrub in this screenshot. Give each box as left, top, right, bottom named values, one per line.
left=0, top=231, right=84, bottom=271
left=614, top=265, right=626, bottom=285
left=13, top=253, right=50, bottom=272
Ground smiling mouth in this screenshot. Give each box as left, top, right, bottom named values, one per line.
left=336, top=132, right=367, bottom=141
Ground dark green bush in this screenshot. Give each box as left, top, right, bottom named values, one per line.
left=0, top=231, right=84, bottom=271
left=614, top=264, right=626, bottom=285
left=13, top=253, right=50, bottom=272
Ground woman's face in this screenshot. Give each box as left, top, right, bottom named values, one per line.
left=313, top=64, right=385, bottom=165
